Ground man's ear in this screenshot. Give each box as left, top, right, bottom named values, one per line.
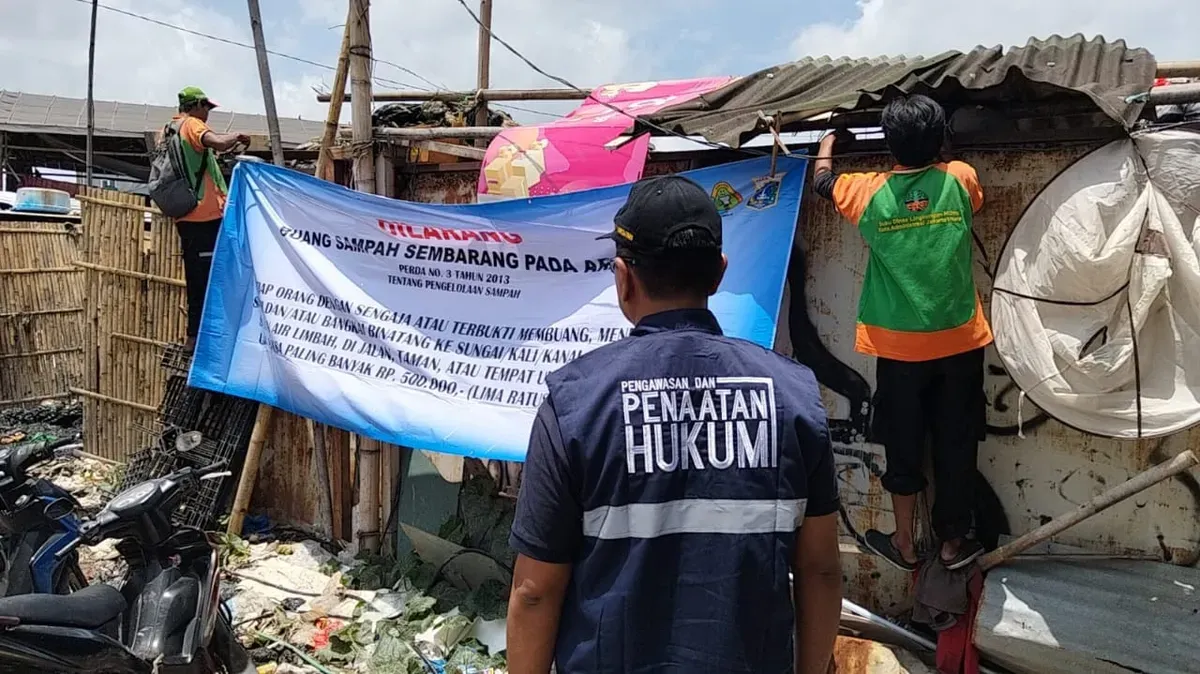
left=709, top=253, right=729, bottom=295
left=614, top=257, right=635, bottom=304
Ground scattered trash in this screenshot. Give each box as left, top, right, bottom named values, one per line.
left=226, top=520, right=510, bottom=673
left=0, top=401, right=511, bottom=673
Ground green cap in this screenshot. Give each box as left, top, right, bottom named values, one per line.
left=178, top=86, right=219, bottom=109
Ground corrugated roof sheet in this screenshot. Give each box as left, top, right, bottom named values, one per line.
left=0, top=90, right=326, bottom=148
left=976, top=559, right=1200, bottom=674
left=641, top=35, right=1157, bottom=147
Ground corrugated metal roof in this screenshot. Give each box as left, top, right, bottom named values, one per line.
left=641, top=35, right=1157, bottom=147
left=0, top=90, right=326, bottom=148
left=975, top=559, right=1200, bottom=674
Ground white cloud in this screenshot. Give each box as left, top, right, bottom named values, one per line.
left=791, top=0, right=1199, bottom=62
left=0, top=0, right=637, bottom=123
left=1, top=0, right=291, bottom=116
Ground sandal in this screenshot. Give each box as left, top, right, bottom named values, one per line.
left=863, top=529, right=918, bottom=572
left=941, top=539, right=984, bottom=570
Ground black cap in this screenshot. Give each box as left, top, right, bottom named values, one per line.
left=598, top=175, right=722, bottom=257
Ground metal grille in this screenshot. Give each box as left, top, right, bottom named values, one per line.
left=115, top=346, right=258, bottom=529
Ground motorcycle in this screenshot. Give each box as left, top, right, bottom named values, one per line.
left=0, top=441, right=256, bottom=674
left=0, top=435, right=87, bottom=596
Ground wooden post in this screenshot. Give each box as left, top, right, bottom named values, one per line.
left=316, top=19, right=352, bottom=182
left=473, top=0, right=493, bottom=133
left=348, top=0, right=376, bottom=195
left=225, top=0, right=286, bottom=539
left=349, top=0, right=380, bottom=553
left=979, top=449, right=1200, bottom=570
left=375, top=152, right=395, bottom=198
left=356, top=437, right=381, bottom=552
left=85, top=0, right=98, bottom=187
left=310, top=421, right=335, bottom=538
left=227, top=405, right=274, bottom=535
left=246, top=0, right=285, bottom=166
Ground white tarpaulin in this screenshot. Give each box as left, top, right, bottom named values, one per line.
left=992, top=129, right=1200, bottom=438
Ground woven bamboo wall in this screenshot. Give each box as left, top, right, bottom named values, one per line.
left=75, top=190, right=358, bottom=535
left=0, top=219, right=86, bottom=405
left=77, top=189, right=186, bottom=461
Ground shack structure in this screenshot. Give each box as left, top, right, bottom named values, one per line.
left=311, top=34, right=1200, bottom=673
left=8, top=31, right=1200, bottom=674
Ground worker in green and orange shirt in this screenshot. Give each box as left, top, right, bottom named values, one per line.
left=813, top=94, right=992, bottom=571
left=168, top=86, right=250, bottom=349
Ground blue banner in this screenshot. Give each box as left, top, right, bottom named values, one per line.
left=190, top=156, right=806, bottom=461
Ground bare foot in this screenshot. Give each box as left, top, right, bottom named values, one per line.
left=940, top=539, right=961, bottom=563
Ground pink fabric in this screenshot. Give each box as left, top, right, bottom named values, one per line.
left=477, top=77, right=737, bottom=199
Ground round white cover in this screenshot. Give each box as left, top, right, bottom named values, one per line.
left=992, top=129, right=1200, bottom=438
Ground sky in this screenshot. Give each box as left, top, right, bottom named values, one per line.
left=1, top=0, right=1197, bottom=125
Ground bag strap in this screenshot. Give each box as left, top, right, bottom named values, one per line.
left=165, top=120, right=212, bottom=192
left=192, top=147, right=210, bottom=193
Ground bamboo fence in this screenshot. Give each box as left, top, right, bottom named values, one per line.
left=75, top=189, right=181, bottom=461
left=0, top=219, right=86, bottom=405
left=73, top=190, right=358, bottom=536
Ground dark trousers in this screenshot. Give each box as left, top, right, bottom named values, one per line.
left=875, top=347, right=985, bottom=541
left=176, top=219, right=222, bottom=340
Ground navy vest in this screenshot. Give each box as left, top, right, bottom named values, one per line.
left=527, top=309, right=835, bottom=673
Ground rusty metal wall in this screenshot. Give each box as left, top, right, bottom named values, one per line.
left=399, top=169, right=479, bottom=204
left=778, top=145, right=1200, bottom=613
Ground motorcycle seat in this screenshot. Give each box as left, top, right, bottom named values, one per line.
left=0, top=583, right=127, bottom=629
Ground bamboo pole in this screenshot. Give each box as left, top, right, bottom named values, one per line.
left=85, top=0, right=98, bottom=187
left=227, top=404, right=275, bottom=536
left=349, top=0, right=376, bottom=195
left=349, top=0, right=379, bottom=553
left=979, top=449, right=1200, bottom=570
left=356, top=437, right=381, bottom=552
left=246, top=0, right=285, bottom=166
left=305, top=14, right=353, bottom=543
left=110, top=332, right=171, bottom=348
left=316, top=19, right=352, bottom=182
left=73, top=261, right=186, bottom=287
left=473, top=0, right=493, bottom=133
left=225, top=0, right=289, bottom=540
left=0, top=392, right=73, bottom=407
left=0, top=347, right=83, bottom=360
left=366, top=126, right=506, bottom=140
left=1157, top=61, right=1200, bottom=78
left=318, top=87, right=588, bottom=103
left=1147, top=83, right=1200, bottom=106
left=0, top=227, right=78, bottom=235
left=0, top=267, right=81, bottom=274
left=69, top=386, right=158, bottom=413
left=76, top=195, right=160, bottom=214
left=311, top=421, right=334, bottom=538
left=0, top=307, right=83, bottom=318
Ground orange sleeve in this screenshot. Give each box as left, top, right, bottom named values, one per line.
left=944, top=161, right=984, bottom=213
left=179, top=117, right=211, bottom=153
left=832, top=172, right=886, bottom=226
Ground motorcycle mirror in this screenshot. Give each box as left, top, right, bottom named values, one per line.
left=42, top=497, right=75, bottom=521
left=175, top=431, right=204, bottom=453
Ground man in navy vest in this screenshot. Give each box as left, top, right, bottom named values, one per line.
left=506, top=175, right=843, bottom=673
